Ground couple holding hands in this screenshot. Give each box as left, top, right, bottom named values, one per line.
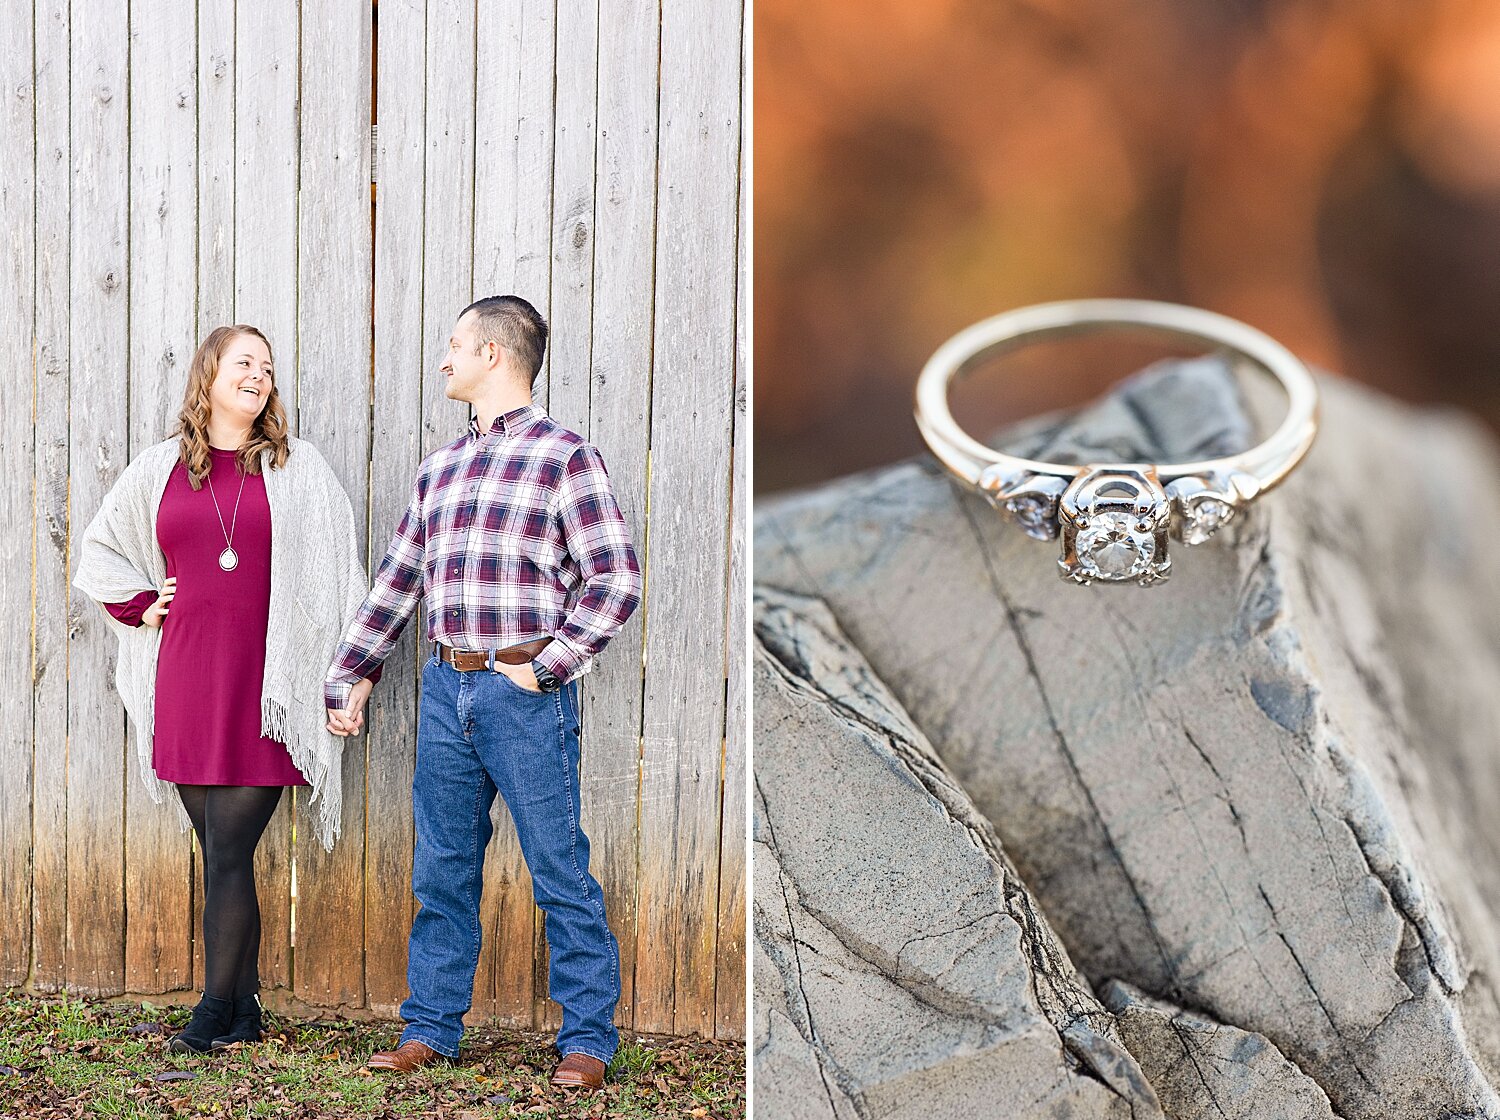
left=74, top=295, right=642, bottom=1092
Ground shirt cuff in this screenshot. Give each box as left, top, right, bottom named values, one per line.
left=325, top=662, right=384, bottom=711
left=105, top=588, right=158, bottom=628
left=533, top=636, right=587, bottom=685
left=324, top=678, right=353, bottom=712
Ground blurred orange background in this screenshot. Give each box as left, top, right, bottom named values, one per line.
left=755, top=0, right=1500, bottom=492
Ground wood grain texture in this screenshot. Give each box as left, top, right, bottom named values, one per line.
left=30, top=0, right=72, bottom=996
left=67, top=0, right=130, bottom=995
left=363, top=0, right=425, bottom=1018
left=0, top=0, right=36, bottom=990
left=714, top=41, right=748, bottom=1040
left=546, top=0, right=597, bottom=440
left=196, top=0, right=234, bottom=335
left=581, top=0, right=660, bottom=1032
left=124, top=0, right=197, bottom=995
left=293, top=0, right=373, bottom=1014
left=634, top=0, right=742, bottom=1039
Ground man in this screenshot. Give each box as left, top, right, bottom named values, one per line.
left=323, top=295, right=642, bottom=1090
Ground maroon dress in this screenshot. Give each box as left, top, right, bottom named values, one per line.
left=108, top=448, right=307, bottom=786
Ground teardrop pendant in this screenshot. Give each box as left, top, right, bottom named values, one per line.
left=218, top=547, right=239, bottom=572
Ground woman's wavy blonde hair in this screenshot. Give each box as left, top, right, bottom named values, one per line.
left=176, top=325, right=291, bottom=489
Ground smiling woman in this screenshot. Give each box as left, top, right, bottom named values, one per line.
left=71, top=323, right=378, bottom=1054
left=176, top=325, right=291, bottom=491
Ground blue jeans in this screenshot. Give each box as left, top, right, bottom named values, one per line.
left=399, top=653, right=620, bottom=1062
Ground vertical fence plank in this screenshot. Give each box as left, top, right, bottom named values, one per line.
left=473, top=0, right=556, bottom=381
left=235, top=0, right=300, bottom=993
left=293, top=0, right=374, bottom=1015
left=31, top=0, right=71, bottom=995
left=546, top=0, right=597, bottom=439
left=469, top=0, right=546, bottom=1028
left=67, top=0, right=131, bottom=996
left=0, top=0, right=36, bottom=990
left=198, top=0, right=234, bottom=335
left=635, top=0, right=742, bottom=1037
left=715, top=29, right=748, bottom=1039
left=364, top=0, right=426, bottom=1018
left=123, top=0, right=198, bottom=996
left=193, top=0, right=237, bottom=992
left=420, top=0, right=476, bottom=460
left=529, top=0, right=599, bottom=1036
left=584, top=0, right=660, bottom=1034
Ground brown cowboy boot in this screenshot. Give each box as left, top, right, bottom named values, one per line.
left=367, top=1040, right=446, bottom=1073
left=550, top=1052, right=607, bottom=1090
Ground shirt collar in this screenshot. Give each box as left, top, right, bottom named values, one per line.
left=468, top=402, right=546, bottom=441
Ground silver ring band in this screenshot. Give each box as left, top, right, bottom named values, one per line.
left=913, top=299, right=1319, bottom=585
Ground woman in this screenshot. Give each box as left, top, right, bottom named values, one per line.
left=74, top=325, right=376, bottom=1054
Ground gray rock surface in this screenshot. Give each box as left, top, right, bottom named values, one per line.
left=753, top=358, right=1500, bottom=1118
left=754, top=589, right=1162, bottom=1119
left=1100, top=979, right=1338, bottom=1119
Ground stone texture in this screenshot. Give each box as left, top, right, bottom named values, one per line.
left=754, top=588, right=1163, bottom=1119
left=1100, top=978, right=1341, bottom=1119
left=753, top=357, right=1500, bottom=1118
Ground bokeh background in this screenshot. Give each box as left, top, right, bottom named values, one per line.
left=756, top=0, right=1500, bottom=493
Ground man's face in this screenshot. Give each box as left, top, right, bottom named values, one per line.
left=441, top=311, right=499, bottom=403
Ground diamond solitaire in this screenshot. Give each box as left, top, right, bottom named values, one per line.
left=914, top=299, right=1319, bottom=586
left=1059, top=469, right=1171, bottom=586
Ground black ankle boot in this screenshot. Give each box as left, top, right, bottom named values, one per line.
left=210, top=994, right=264, bottom=1050
left=169, top=994, right=235, bottom=1054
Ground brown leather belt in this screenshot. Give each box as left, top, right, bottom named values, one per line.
left=437, top=638, right=550, bottom=672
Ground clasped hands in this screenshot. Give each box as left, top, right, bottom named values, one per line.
left=326, top=678, right=376, bottom=737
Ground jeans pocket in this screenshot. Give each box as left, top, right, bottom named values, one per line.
left=492, top=668, right=547, bottom=698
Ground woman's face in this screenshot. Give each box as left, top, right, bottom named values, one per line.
left=208, top=333, right=275, bottom=428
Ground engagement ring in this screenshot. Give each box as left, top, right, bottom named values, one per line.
left=914, top=299, right=1319, bottom=586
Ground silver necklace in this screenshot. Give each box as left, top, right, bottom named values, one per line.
left=205, top=454, right=249, bottom=571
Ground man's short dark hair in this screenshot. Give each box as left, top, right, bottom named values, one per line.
left=461, top=295, right=549, bottom=384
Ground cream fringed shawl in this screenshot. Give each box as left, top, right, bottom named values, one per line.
left=72, top=437, right=370, bottom=851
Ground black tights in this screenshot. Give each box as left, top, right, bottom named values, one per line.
left=176, top=785, right=284, bottom=1000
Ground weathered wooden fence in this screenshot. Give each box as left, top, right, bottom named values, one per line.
left=0, top=0, right=746, bottom=1041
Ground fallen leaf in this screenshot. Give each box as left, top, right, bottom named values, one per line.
left=152, top=1070, right=197, bottom=1083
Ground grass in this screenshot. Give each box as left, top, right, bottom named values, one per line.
left=0, top=992, right=745, bottom=1119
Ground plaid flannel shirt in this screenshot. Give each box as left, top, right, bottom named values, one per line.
left=324, top=403, right=642, bottom=710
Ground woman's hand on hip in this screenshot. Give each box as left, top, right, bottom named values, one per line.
left=142, top=578, right=176, bottom=629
